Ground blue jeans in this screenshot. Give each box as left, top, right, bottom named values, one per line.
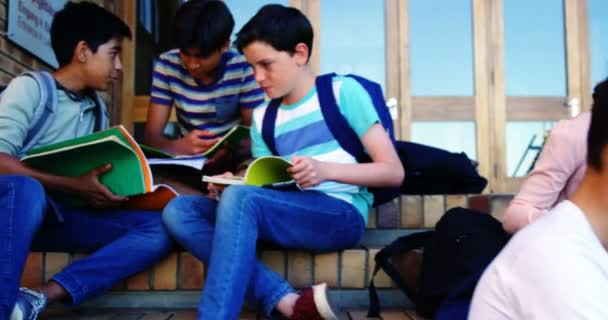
left=162, top=185, right=366, bottom=320
left=0, top=175, right=173, bottom=320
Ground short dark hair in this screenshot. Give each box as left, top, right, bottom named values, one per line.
left=235, top=4, right=313, bottom=61
left=173, top=0, right=234, bottom=57
left=587, top=79, right=608, bottom=170
left=51, top=1, right=131, bottom=67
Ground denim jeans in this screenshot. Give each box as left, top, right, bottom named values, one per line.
left=162, top=185, right=366, bottom=320
left=0, top=175, right=173, bottom=320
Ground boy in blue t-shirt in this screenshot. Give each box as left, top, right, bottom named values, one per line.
left=0, top=3, right=172, bottom=319
left=162, top=5, right=403, bottom=319
left=145, top=0, right=265, bottom=156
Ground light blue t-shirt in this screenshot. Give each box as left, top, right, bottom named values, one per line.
left=250, top=76, right=380, bottom=223
left=0, top=76, right=98, bottom=157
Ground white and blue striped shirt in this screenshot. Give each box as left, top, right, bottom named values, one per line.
left=251, top=76, right=379, bottom=223
left=151, top=49, right=265, bottom=137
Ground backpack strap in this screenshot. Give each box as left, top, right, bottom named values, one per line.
left=316, top=73, right=364, bottom=158
left=91, top=93, right=110, bottom=131
left=261, top=98, right=282, bottom=155
left=368, top=230, right=435, bottom=317
left=19, top=71, right=57, bottom=157
left=347, top=74, right=396, bottom=141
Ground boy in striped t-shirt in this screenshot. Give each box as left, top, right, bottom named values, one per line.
left=162, top=5, right=403, bottom=320
left=144, top=0, right=264, bottom=156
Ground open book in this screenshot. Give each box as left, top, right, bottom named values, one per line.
left=202, top=124, right=250, bottom=158
left=21, top=125, right=186, bottom=209
left=139, top=124, right=250, bottom=160
left=202, top=155, right=298, bottom=189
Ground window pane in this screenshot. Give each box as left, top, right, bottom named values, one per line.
left=225, top=0, right=288, bottom=42
left=409, top=0, right=474, bottom=96
left=504, top=0, right=566, bottom=96
left=589, top=0, right=608, bottom=87
left=506, top=121, right=554, bottom=177
left=411, top=122, right=477, bottom=160
left=321, top=0, right=386, bottom=92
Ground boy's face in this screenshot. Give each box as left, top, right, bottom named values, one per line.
left=82, top=37, right=123, bottom=91
left=242, top=41, right=307, bottom=99
left=180, top=48, right=224, bottom=81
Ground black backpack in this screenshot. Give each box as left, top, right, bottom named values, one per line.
left=368, top=207, right=510, bottom=319
left=396, top=141, right=487, bottom=195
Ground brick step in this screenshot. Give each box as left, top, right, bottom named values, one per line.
left=45, top=308, right=428, bottom=320
left=23, top=247, right=399, bottom=291
left=73, top=289, right=412, bottom=311
left=20, top=194, right=514, bottom=311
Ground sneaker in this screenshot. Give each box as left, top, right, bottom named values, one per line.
left=10, top=288, right=47, bottom=320
left=290, top=283, right=337, bottom=320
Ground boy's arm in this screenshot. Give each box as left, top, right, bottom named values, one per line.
left=145, top=57, right=219, bottom=155
left=290, top=123, right=403, bottom=188
left=144, top=103, right=220, bottom=155
left=240, top=108, right=253, bottom=126
left=0, top=76, right=125, bottom=207
left=288, top=77, right=403, bottom=188
left=0, top=154, right=127, bottom=207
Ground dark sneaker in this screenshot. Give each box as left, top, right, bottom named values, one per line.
left=10, top=288, right=47, bottom=320
left=290, top=283, right=337, bottom=320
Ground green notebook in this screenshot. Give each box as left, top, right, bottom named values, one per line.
left=22, top=125, right=153, bottom=198
left=202, top=124, right=250, bottom=157
left=202, top=155, right=295, bottom=188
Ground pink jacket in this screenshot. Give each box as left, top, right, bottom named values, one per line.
left=503, top=112, right=590, bottom=233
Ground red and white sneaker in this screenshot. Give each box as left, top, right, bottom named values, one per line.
left=290, top=283, right=338, bottom=320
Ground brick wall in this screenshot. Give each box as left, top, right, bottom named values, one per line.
left=0, top=0, right=115, bottom=86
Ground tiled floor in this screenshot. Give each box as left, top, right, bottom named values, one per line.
left=42, top=309, right=428, bottom=320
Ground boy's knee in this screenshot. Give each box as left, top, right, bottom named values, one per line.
left=1, top=175, right=45, bottom=198
left=221, top=185, right=258, bottom=205
left=217, top=186, right=261, bottom=221
left=137, top=214, right=174, bottom=253
left=162, top=196, right=211, bottom=232
left=0, top=175, right=46, bottom=222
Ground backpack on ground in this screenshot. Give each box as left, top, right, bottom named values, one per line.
left=0, top=71, right=108, bottom=158
left=368, top=207, right=510, bottom=319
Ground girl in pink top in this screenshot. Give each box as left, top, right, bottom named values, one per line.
left=503, top=112, right=590, bottom=233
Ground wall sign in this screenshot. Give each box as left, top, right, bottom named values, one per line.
left=7, top=0, right=68, bottom=68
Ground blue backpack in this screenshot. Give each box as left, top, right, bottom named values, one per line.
left=261, top=73, right=400, bottom=207
left=0, top=71, right=109, bottom=158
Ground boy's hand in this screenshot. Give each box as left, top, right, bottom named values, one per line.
left=75, top=164, right=128, bottom=208
left=289, top=156, right=328, bottom=188
left=175, top=130, right=221, bottom=155
left=207, top=172, right=234, bottom=199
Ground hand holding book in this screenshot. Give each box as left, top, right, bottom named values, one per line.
left=170, top=129, right=220, bottom=156
left=202, top=156, right=299, bottom=192
left=289, top=155, right=329, bottom=188
left=71, top=163, right=129, bottom=208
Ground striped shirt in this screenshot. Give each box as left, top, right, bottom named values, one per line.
left=151, top=49, right=265, bottom=137
left=250, top=76, right=379, bottom=223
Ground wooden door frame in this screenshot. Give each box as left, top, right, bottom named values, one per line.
left=116, top=0, right=593, bottom=194
left=496, top=0, right=591, bottom=193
